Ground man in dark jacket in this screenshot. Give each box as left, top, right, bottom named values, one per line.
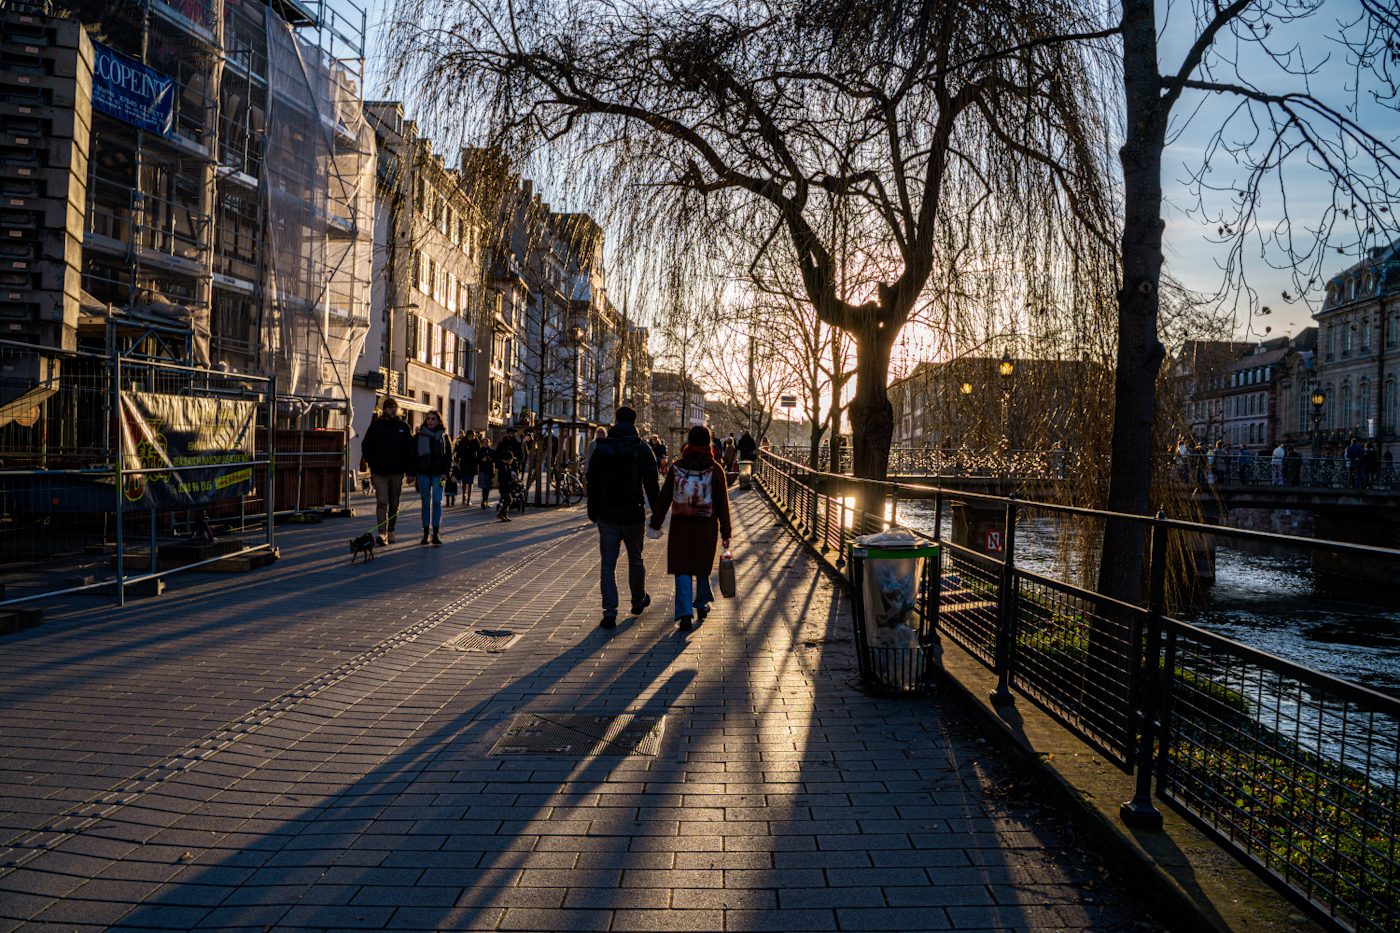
left=360, top=397, right=416, bottom=544
left=587, top=406, right=660, bottom=629
left=737, top=430, right=758, bottom=461
left=496, top=426, right=525, bottom=464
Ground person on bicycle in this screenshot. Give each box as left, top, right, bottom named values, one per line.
left=588, top=406, right=660, bottom=629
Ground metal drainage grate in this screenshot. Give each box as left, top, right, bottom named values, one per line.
left=490, top=713, right=665, bottom=757
left=445, top=629, right=522, bottom=652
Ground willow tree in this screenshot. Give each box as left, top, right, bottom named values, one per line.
left=388, top=0, right=1119, bottom=484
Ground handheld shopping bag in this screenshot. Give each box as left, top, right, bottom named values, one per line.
left=718, top=549, right=736, bottom=598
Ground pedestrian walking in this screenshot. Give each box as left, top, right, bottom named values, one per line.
left=588, top=406, right=661, bottom=629
left=359, top=396, right=415, bottom=545
left=737, top=430, right=758, bottom=462
left=585, top=426, right=607, bottom=473
left=497, top=426, right=524, bottom=465
left=1209, top=439, right=1227, bottom=485
left=455, top=430, right=481, bottom=506
left=495, top=448, right=521, bottom=522
left=414, top=410, right=452, bottom=545
left=1237, top=445, right=1253, bottom=484
left=1271, top=442, right=1286, bottom=485
left=723, top=434, right=739, bottom=472
left=649, top=435, right=668, bottom=473
left=648, top=425, right=733, bottom=632
left=477, top=441, right=495, bottom=510
left=759, top=435, right=772, bottom=452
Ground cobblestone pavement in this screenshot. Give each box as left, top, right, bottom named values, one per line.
left=0, top=488, right=1165, bottom=932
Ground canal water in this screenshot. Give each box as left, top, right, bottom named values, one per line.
left=899, top=502, right=1400, bottom=698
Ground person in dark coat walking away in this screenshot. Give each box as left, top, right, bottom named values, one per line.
left=588, top=407, right=660, bottom=629
left=455, top=430, right=481, bottom=506
left=648, top=426, right=733, bottom=632
left=1362, top=441, right=1380, bottom=488
left=477, top=441, right=495, bottom=509
left=415, top=410, right=452, bottom=545
left=360, top=396, right=416, bottom=545
left=737, top=430, right=758, bottom=462
left=495, top=448, right=521, bottom=522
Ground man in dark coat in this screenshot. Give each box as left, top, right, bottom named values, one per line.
left=360, top=397, right=416, bottom=545
left=496, top=426, right=525, bottom=464
left=588, top=406, right=660, bottom=629
left=737, top=430, right=758, bottom=461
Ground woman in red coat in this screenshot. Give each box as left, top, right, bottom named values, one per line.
left=649, top=425, right=733, bottom=631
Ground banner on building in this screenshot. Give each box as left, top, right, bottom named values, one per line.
left=92, top=42, right=174, bottom=137
left=119, top=392, right=259, bottom=509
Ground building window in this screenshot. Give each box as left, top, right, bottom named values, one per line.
left=1341, top=384, right=1352, bottom=429
left=1328, top=325, right=1336, bottom=358
left=1360, top=380, right=1371, bottom=429
left=1362, top=318, right=1372, bottom=352
left=1386, top=380, right=1397, bottom=430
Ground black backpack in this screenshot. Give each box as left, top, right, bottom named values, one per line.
left=592, top=436, right=643, bottom=507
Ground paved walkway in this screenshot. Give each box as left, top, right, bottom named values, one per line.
left=0, top=487, right=1161, bottom=931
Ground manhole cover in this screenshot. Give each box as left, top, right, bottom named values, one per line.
left=490, top=713, right=665, bottom=757
left=445, top=629, right=521, bottom=652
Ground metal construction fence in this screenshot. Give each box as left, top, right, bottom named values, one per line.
left=772, top=445, right=1400, bottom=489
left=754, top=451, right=1400, bottom=933
left=0, top=339, right=353, bottom=607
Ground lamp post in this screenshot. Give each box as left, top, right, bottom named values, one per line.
left=1310, top=387, right=1326, bottom=465
left=957, top=381, right=972, bottom=473
left=998, top=352, right=1014, bottom=468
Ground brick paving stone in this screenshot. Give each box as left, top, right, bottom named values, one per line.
left=0, top=491, right=1166, bottom=931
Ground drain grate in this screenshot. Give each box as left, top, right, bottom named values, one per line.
left=490, top=713, right=665, bottom=757
left=445, top=629, right=522, bottom=652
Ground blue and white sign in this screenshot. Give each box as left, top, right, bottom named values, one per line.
left=92, top=42, right=174, bottom=137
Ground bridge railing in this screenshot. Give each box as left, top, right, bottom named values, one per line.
left=754, top=450, right=1400, bottom=933
left=774, top=444, right=1400, bottom=491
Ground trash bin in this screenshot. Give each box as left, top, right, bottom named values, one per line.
left=849, top=534, right=938, bottom=695
left=737, top=461, right=753, bottom=489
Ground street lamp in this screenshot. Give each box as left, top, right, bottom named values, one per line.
left=1311, top=387, right=1326, bottom=461
left=998, top=352, right=1014, bottom=463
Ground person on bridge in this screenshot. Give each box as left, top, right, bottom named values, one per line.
left=649, top=425, right=733, bottom=632
left=1363, top=441, right=1380, bottom=489
left=1347, top=438, right=1365, bottom=488
left=1237, top=445, right=1253, bottom=484
left=1271, top=442, right=1286, bottom=485
left=360, top=396, right=416, bottom=545
left=737, top=430, right=758, bottom=462
left=588, top=406, right=660, bottom=629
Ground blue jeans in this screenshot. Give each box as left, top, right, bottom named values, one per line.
left=674, top=573, right=713, bottom=621
left=417, top=475, right=443, bottom=527
left=597, top=521, right=646, bottom=617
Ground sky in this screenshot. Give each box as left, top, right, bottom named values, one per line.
left=357, top=0, right=1397, bottom=348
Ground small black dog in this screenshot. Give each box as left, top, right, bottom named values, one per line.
left=349, top=532, right=376, bottom=563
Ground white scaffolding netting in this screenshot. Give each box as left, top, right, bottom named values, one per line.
left=261, top=17, right=374, bottom=399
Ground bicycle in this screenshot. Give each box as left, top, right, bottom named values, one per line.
left=547, top=457, right=585, bottom=506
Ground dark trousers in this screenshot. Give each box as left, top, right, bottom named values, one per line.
left=598, top=520, right=646, bottom=617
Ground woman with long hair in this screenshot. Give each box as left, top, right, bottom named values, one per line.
left=415, top=409, right=452, bottom=545
left=648, top=425, right=733, bottom=631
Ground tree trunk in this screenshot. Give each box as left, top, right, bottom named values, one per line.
left=849, top=320, right=897, bottom=483
left=1098, top=0, right=1167, bottom=608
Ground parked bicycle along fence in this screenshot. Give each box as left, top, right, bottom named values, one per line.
left=754, top=450, right=1400, bottom=933
left=0, top=339, right=350, bottom=609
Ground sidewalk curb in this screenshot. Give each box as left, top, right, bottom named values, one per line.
left=752, top=477, right=1324, bottom=933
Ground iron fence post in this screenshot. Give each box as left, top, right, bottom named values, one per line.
left=836, top=493, right=848, bottom=568
left=1122, top=511, right=1166, bottom=829
left=990, top=494, right=1017, bottom=704
left=889, top=486, right=899, bottom=529
left=267, top=376, right=277, bottom=552
left=114, top=349, right=124, bottom=607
